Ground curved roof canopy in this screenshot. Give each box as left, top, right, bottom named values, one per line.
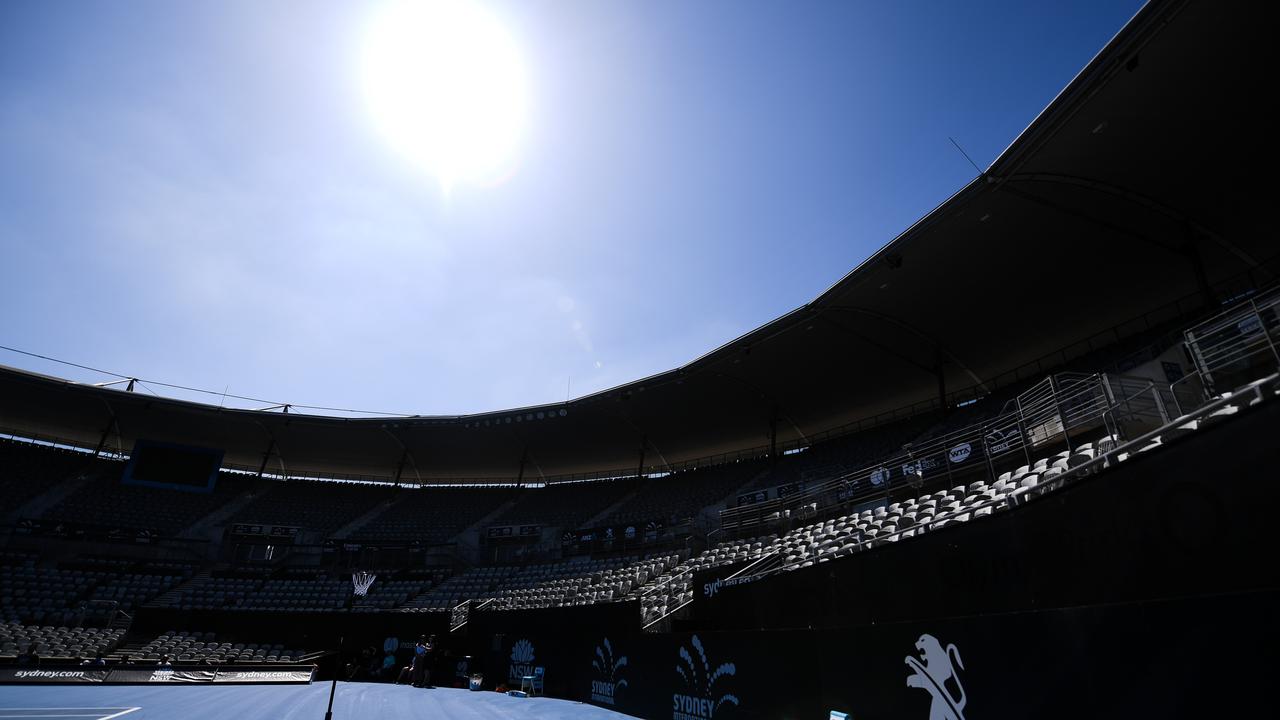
left=1, top=0, right=1271, bottom=483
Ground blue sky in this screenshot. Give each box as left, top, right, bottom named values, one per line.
left=0, top=0, right=1143, bottom=416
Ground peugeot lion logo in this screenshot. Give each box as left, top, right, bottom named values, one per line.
left=673, top=634, right=738, bottom=719
left=508, top=638, right=536, bottom=684
left=905, top=633, right=967, bottom=720
left=591, top=637, right=628, bottom=706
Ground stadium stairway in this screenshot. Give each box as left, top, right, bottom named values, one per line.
left=180, top=478, right=270, bottom=540
left=452, top=494, right=523, bottom=553
left=143, top=568, right=212, bottom=609
left=704, top=465, right=777, bottom=520
left=3, top=466, right=96, bottom=525
left=578, top=483, right=647, bottom=529
left=330, top=493, right=406, bottom=540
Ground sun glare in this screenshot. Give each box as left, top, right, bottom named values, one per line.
left=362, top=0, right=529, bottom=193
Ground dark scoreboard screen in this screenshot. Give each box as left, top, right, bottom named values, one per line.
left=122, top=440, right=223, bottom=493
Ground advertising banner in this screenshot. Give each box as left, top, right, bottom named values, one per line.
left=0, top=665, right=316, bottom=685
left=212, top=667, right=316, bottom=683
left=104, top=667, right=217, bottom=683
left=0, top=667, right=110, bottom=683
left=487, top=524, right=541, bottom=540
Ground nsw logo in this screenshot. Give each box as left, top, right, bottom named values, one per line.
left=673, top=634, right=738, bottom=719
left=905, top=633, right=967, bottom=720
left=508, top=638, right=536, bottom=684
left=591, top=637, right=628, bottom=706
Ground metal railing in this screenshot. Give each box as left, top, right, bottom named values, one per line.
left=1183, top=284, right=1280, bottom=400
left=751, top=373, right=1277, bottom=580
left=718, top=370, right=1174, bottom=534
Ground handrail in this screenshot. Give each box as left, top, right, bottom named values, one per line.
left=720, top=371, right=1113, bottom=528
left=643, top=596, right=695, bottom=632
left=727, top=550, right=779, bottom=581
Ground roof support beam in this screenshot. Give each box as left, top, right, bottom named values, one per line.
left=817, top=306, right=988, bottom=393
left=256, top=437, right=276, bottom=479
left=1002, top=172, right=1265, bottom=272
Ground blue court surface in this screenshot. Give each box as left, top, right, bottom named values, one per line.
left=0, top=683, right=637, bottom=720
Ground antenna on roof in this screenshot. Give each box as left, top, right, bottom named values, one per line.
left=948, top=136, right=985, bottom=177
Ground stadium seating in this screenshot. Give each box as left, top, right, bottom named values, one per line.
left=351, top=576, right=434, bottom=611
left=346, top=486, right=514, bottom=546
left=0, top=622, right=124, bottom=661
left=601, top=461, right=765, bottom=527
left=491, top=481, right=634, bottom=530
left=0, top=440, right=91, bottom=514
left=229, top=480, right=389, bottom=535
left=40, top=466, right=253, bottom=535
left=160, top=573, right=351, bottom=613
left=129, top=629, right=306, bottom=663
left=633, top=378, right=1278, bottom=626
left=0, top=370, right=1272, bottom=658
left=484, top=553, right=682, bottom=611
left=0, top=557, right=191, bottom=627
left=402, top=553, right=683, bottom=612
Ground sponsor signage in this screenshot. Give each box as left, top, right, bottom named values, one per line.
left=487, top=524, right=541, bottom=540
left=948, top=442, right=972, bottom=464
left=870, top=467, right=891, bottom=486
left=775, top=482, right=803, bottom=499
left=673, top=635, right=739, bottom=720
left=14, top=519, right=156, bottom=544
left=232, top=524, right=300, bottom=538
left=0, top=668, right=110, bottom=683
left=983, top=425, right=1022, bottom=455
left=508, top=638, right=537, bottom=685
left=106, top=668, right=217, bottom=683
left=906, top=634, right=968, bottom=720
left=736, top=490, right=769, bottom=507
left=590, top=637, right=628, bottom=706
left=212, top=668, right=315, bottom=684
left=564, top=520, right=663, bottom=546
left=1, top=666, right=314, bottom=685
left=692, top=561, right=756, bottom=603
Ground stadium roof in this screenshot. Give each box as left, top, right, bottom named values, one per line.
left=0, top=0, right=1270, bottom=483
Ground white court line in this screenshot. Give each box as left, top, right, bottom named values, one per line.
left=0, top=709, right=140, bottom=720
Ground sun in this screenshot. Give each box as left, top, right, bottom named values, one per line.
left=362, top=0, right=529, bottom=193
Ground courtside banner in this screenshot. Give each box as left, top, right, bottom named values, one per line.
left=105, top=667, right=217, bottom=683
left=212, top=667, right=315, bottom=684
left=0, top=667, right=109, bottom=683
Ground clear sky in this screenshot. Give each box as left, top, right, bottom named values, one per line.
left=0, top=0, right=1144, bottom=416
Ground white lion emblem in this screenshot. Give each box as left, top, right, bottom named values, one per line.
left=905, top=633, right=966, bottom=720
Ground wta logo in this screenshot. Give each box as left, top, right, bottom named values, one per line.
left=673, top=634, right=739, bottom=719
left=590, top=637, right=628, bottom=706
